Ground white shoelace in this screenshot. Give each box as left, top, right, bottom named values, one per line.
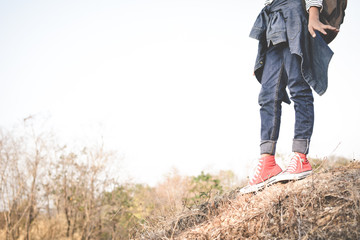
left=250, top=158, right=264, bottom=184
left=285, top=153, right=302, bottom=173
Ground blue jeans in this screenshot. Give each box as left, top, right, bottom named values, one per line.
left=259, top=43, right=314, bottom=155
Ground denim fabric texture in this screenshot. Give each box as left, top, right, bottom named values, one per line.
left=259, top=43, right=314, bottom=155
left=250, top=0, right=334, bottom=97
left=250, top=0, right=325, bottom=155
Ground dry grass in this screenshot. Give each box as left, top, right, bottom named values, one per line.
left=0, top=214, right=75, bottom=240
left=143, top=161, right=360, bottom=239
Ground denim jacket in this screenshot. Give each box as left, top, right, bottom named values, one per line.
left=250, top=0, right=333, bottom=97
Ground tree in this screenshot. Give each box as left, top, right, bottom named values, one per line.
left=184, top=171, right=223, bottom=207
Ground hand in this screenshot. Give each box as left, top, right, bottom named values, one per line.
left=308, top=6, right=339, bottom=38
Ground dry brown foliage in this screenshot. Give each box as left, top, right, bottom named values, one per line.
left=144, top=161, right=360, bottom=240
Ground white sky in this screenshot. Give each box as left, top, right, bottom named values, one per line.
left=1, top=0, right=360, bottom=186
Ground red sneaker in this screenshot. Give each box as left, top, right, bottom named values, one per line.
left=240, top=155, right=282, bottom=194
left=274, top=152, right=312, bottom=182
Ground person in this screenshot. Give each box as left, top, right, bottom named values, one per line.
left=241, top=0, right=338, bottom=193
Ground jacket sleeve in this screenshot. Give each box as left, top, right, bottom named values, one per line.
left=305, top=0, right=323, bottom=12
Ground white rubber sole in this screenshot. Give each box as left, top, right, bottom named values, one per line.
left=272, top=170, right=313, bottom=183
left=239, top=182, right=265, bottom=194
left=239, top=170, right=312, bottom=195
left=239, top=176, right=278, bottom=194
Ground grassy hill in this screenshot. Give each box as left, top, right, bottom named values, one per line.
left=144, top=161, right=360, bottom=239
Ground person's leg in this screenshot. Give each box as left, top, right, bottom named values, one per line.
left=259, top=43, right=289, bottom=156
left=283, top=47, right=314, bottom=154
left=241, top=43, right=287, bottom=193
left=271, top=45, right=313, bottom=182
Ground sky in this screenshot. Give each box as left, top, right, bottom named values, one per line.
left=1, top=0, right=360, bottom=186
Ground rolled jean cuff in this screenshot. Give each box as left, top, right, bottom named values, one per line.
left=292, top=139, right=310, bottom=154
left=260, top=140, right=277, bottom=155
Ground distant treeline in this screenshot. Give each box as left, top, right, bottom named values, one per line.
left=0, top=118, right=242, bottom=240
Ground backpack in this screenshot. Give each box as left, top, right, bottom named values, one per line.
left=320, top=0, right=347, bottom=43
left=304, top=0, right=347, bottom=44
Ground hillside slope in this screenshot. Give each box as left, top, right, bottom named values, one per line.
left=146, top=162, right=360, bottom=239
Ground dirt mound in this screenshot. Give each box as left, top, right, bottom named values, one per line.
left=145, top=162, right=360, bottom=239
